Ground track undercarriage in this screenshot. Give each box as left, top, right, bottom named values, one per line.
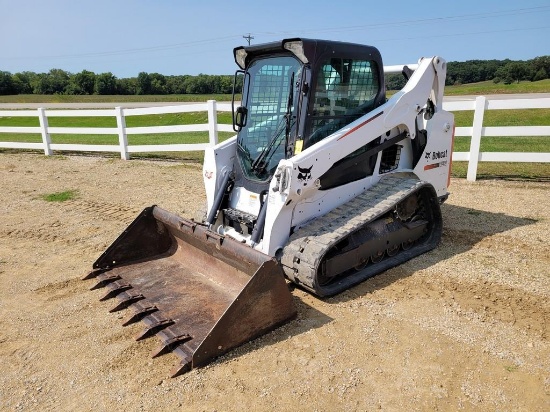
left=282, top=173, right=443, bottom=297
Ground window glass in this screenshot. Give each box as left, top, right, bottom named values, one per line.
left=237, top=56, right=301, bottom=181
left=308, top=58, right=379, bottom=146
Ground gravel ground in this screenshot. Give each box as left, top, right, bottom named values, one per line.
left=0, top=153, right=548, bottom=411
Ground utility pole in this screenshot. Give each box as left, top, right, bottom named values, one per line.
left=243, top=33, right=254, bottom=46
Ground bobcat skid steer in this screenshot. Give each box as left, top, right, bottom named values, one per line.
left=84, top=38, right=454, bottom=377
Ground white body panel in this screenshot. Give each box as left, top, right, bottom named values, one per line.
left=204, top=57, right=454, bottom=257
left=203, top=135, right=237, bottom=213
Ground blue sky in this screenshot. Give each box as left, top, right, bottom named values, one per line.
left=1, top=0, right=549, bottom=78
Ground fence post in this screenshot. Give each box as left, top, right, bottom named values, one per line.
left=466, top=96, right=486, bottom=182
left=115, top=106, right=129, bottom=160
left=207, top=100, right=219, bottom=146
left=37, top=108, right=52, bottom=156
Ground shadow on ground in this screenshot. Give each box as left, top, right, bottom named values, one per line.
left=314, top=203, right=538, bottom=304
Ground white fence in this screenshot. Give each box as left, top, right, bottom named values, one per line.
left=445, top=96, right=550, bottom=181
left=0, top=97, right=549, bottom=181
left=0, top=100, right=234, bottom=161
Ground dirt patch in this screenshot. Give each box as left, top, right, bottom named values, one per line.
left=0, top=153, right=548, bottom=411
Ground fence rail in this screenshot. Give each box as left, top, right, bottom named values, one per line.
left=1, top=97, right=549, bottom=181
left=445, top=96, right=550, bottom=180
left=0, top=100, right=234, bottom=160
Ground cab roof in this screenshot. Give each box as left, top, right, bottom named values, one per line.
left=233, top=38, right=382, bottom=70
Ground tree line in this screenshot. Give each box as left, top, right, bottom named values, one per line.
left=387, top=56, right=549, bottom=90
left=0, top=70, right=240, bottom=96
left=0, top=56, right=549, bottom=96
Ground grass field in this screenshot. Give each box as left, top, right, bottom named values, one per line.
left=444, top=79, right=550, bottom=95
left=0, top=111, right=235, bottom=162
left=1, top=82, right=549, bottom=179
left=0, top=79, right=549, bottom=103
left=450, top=106, right=550, bottom=179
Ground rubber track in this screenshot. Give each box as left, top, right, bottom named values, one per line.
left=281, top=173, right=438, bottom=296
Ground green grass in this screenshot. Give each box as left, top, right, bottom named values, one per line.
left=444, top=79, right=550, bottom=95
left=1, top=79, right=548, bottom=104
left=452, top=108, right=549, bottom=154
left=1, top=91, right=548, bottom=180
left=451, top=108, right=549, bottom=176
left=453, top=136, right=548, bottom=153
left=40, top=190, right=78, bottom=202
left=453, top=109, right=550, bottom=128
left=125, top=111, right=233, bottom=127
left=0, top=112, right=235, bottom=149
left=0, top=111, right=233, bottom=128
left=504, top=365, right=519, bottom=373
left=451, top=162, right=550, bottom=181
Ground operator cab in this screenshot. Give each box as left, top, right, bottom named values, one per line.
left=232, top=38, right=385, bottom=187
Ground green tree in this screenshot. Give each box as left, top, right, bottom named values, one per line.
left=184, top=74, right=214, bottom=94
left=31, top=73, right=51, bottom=94
left=32, top=69, right=70, bottom=94
left=48, top=69, right=70, bottom=94
left=165, top=75, right=190, bottom=94
left=0, top=71, right=16, bottom=95
left=217, top=75, right=234, bottom=94
left=71, top=70, right=96, bottom=94
left=149, top=73, right=167, bottom=94
left=95, top=72, right=117, bottom=95
left=136, top=72, right=151, bottom=95
left=116, top=77, right=137, bottom=95
left=385, top=73, right=406, bottom=91
left=533, top=68, right=548, bottom=82
left=12, top=72, right=35, bottom=94
left=530, top=56, right=550, bottom=81
left=502, top=62, right=529, bottom=84
left=446, top=59, right=510, bottom=85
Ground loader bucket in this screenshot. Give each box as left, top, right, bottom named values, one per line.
left=84, top=206, right=296, bottom=377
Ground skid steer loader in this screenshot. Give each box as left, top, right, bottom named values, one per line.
left=84, top=38, right=454, bottom=377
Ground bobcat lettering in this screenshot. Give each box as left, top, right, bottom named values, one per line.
left=432, top=150, right=448, bottom=160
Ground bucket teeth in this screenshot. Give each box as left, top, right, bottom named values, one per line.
left=109, top=292, right=145, bottom=312
left=90, top=274, right=121, bottom=290
left=170, top=359, right=192, bottom=378
left=122, top=303, right=159, bottom=326
left=82, top=268, right=108, bottom=280
left=99, top=281, right=132, bottom=301
left=86, top=205, right=297, bottom=377
left=135, top=315, right=175, bottom=341
left=152, top=332, right=193, bottom=358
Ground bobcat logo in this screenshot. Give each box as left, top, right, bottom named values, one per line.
left=297, top=165, right=313, bottom=182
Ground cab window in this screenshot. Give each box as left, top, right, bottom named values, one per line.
left=306, top=58, right=380, bottom=147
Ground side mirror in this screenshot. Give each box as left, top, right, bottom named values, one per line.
left=235, top=106, right=248, bottom=129
left=232, top=69, right=250, bottom=132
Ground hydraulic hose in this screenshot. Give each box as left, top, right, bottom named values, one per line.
left=206, top=171, right=231, bottom=227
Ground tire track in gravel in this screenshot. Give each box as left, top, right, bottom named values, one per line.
left=65, top=199, right=141, bottom=222
left=443, top=227, right=549, bottom=258
left=401, top=226, right=548, bottom=339
left=33, top=278, right=85, bottom=302
left=1, top=221, right=69, bottom=244
left=0, top=200, right=140, bottom=247
left=405, top=273, right=549, bottom=339
left=348, top=261, right=549, bottom=341
left=349, top=267, right=550, bottom=373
